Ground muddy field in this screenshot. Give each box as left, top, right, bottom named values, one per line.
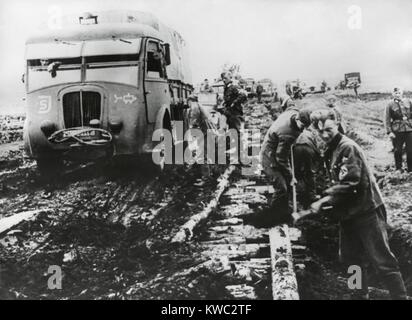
left=0, top=92, right=412, bottom=300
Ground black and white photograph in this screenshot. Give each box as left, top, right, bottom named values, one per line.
left=0, top=0, right=411, bottom=304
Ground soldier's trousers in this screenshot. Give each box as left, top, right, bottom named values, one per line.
left=226, top=113, right=244, bottom=133
left=262, top=166, right=290, bottom=221
left=340, top=206, right=407, bottom=300
left=293, top=145, right=317, bottom=208
left=392, top=131, right=412, bottom=171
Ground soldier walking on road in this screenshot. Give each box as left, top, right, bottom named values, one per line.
left=221, top=71, right=247, bottom=133
left=309, top=109, right=407, bottom=300
left=384, top=87, right=412, bottom=172
left=256, top=82, right=264, bottom=104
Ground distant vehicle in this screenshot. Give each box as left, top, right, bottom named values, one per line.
left=345, top=72, right=361, bottom=88
left=23, top=11, right=193, bottom=173
left=259, top=78, right=276, bottom=97
left=194, top=81, right=227, bottom=133
left=243, top=78, right=256, bottom=97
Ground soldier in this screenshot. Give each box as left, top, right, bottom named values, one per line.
left=309, top=109, right=407, bottom=300
left=293, top=117, right=324, bottom=209
left=285, top=81, right=293, bottom=97
left=221, top=71, right=247, bottom=132
left=256, top=82, right=264, bottom=104
left=279, top=95, right=295, bottom=112
left=384, top=87, right=412, bottom=172
left=325, top=94, right=346, bottom=134
left=248, top=107, right=312, bottom=226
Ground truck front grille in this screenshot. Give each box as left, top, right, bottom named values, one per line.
left=63, top=91, right=101, bottom=128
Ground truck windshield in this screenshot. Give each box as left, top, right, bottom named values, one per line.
left=27, top=57, right=82, bottom=92
left=85, top=53, right=139, bottom=86
left=26, top=38, right=141, bottom=91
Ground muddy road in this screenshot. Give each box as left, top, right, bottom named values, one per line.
left=0, top=92, right=412, bottom=300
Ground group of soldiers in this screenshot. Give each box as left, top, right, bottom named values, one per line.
left=217, top=74, right=410, bottom=300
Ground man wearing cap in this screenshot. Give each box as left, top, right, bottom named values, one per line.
left=384, top=87, right=412, bottom=172
left=309, top=109, right=407, bottom=300
left=253, top=107, right=312, bottom=226
left=325, top=94, right=346, bottom=134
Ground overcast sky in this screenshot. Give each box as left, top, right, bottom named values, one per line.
left=0, top=0, right=411, bottom=113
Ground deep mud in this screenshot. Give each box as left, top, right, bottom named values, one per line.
left=0, top=147, right=231, bottom=299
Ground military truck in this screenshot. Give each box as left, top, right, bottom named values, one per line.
left=23, top=11, right=193, bottom=173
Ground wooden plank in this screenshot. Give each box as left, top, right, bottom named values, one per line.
left=269, top=225, right=300, bottom=300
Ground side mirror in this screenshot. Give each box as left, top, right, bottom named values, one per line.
left=164, top=43, right=171, bottom=66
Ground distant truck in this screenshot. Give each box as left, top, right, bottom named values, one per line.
left=335, top=72, right=361, bottom=96
left=23, top=11, right=193, bottom=173
left=345, top=72, right=361, bottom=88
left=259, top=79, right=274, bottom=97
left=243, top=78, right=256, bottom=98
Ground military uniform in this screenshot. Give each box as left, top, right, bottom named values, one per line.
left=294, top=128, right=323, bottom=208
left=384, top=98, right=412, bottom=171
left=323, top=133, right=407, bottom=299
left=256, top=84, right=264, bottom=103
left=260, top=108, right=303, bottom=223
left=223, top=82, right=246, bottom=132
left=330, top=105, right=346, bottom=134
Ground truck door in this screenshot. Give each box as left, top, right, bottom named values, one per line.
left=144, top=39, right=170, bottom=123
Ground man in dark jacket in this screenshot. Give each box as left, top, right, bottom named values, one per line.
left=384, top=87, right=412, bottom=172
left=256, top=82, right=264, bottom=103
left=221, top=72, right=247, bottom=132
left=293, top=125, right=324, bottom=208
left=256, top=107, right=312, bottom=225
left=310, top=109, right=407, bottom=300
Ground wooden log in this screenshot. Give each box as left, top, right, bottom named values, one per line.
left=225, top=284, right=257, bottom=299
left=200, top=243, right=269, bottom=260
left=0, top=209, right=52, bottom=235
left=218, top=204, right=254, bottom=218
left=212, top=218, right=243, bottom=226
left=245, top=185, right=275, bottom=194
left=269, top=225, right=300, bottom=300
left=206, top=225, right=268, bottom=242
left=229, top=193, right=267, bottom=205
left=171, top=165, right=235, bottom=243
left=200, top=236, right=246, bottom=245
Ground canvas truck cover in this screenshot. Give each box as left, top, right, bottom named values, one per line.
left=26, top=10, right=192, bottom=85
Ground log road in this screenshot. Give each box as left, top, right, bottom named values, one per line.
left=0, top=101, right=313, bottom=299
